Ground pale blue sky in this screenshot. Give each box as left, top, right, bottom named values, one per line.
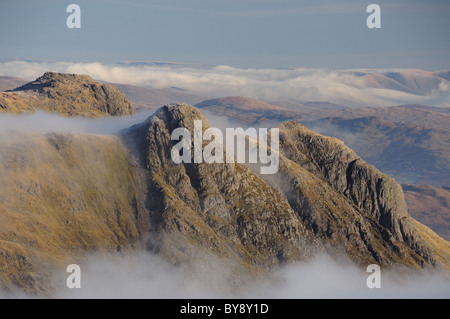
left=0, top=0, right=449, bottom=69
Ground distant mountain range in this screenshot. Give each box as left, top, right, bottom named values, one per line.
left=109, top=82, right=206, bottom=110
left=352, top=69, right=447, bottom=95
left=196, top=96, right=303, bottom=125
left=1, top=75, right=448, bottom=187
left=0, top=73, right=448, bottom=295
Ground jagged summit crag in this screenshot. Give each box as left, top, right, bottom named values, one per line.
left=0, top=72, right=135, bottom=117
left=123, top=105, right=320, bottom=271
left=0, top=74, right=448, bottom=295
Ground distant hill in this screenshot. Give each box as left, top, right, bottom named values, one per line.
left=303, top=104, right=450, bottom=131
left=272, top=100, right=345, bottom=112
left=354, top=69, right=448, bottom=95
left=110, top=82, right=206, bottom=110
left=434, top=70, right=450, bottom=82
left=403, top=185, right=450, bottom=241
left=195, top=96, right=303, bottom=125
left=0, top=76, right=27, bottom=92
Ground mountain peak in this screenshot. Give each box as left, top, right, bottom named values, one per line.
left=158, top=103, right=210, bottom=130
left=0, top=72, right=135, bottom=117
left=13, top=72, right=96, bottom=92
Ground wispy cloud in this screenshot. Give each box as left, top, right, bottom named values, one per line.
left=0, top=110, right=155, bottom=135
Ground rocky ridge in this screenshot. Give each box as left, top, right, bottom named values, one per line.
left=273, top=122, right=444, bottom=266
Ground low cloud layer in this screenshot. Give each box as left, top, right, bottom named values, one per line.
left=0, top=110, right=155, bottom=135
left=1, top=60, right=449, bottom=108
left=1, top=252, right=448, bottom=299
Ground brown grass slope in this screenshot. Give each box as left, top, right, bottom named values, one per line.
left=0, top=133, right=148, bottom=294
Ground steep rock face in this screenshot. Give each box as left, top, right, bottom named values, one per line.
left=260, top=159, right=424, bottom=267
left=123, top=104, right=319, bottom=274
left=0, top=72, right=135, bottom=117
left=276, top=121, right=440, bottom=266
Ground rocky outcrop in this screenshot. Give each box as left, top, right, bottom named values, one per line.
left=122, top=104, right=319, bottom=274
left=276, top=121, right=440, bottom=266
left=122, top=105, right=447, bottom=270
left=0, top=72, right=135, bottom=117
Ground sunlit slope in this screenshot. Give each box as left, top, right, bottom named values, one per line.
left=0, top=133, right=146, bottom=294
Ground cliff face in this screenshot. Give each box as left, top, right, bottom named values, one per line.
left=0, top=103, right=448, bottom=295
left=0, top=72, right=135, bottom=117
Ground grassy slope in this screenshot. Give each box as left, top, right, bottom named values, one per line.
left=0, top=133, right=146, bottom=294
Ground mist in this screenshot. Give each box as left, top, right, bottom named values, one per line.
left=1, top=251, right=448, bottom=299
left=0, top=105, right=257, bottom=138
left=54, top=253, right=450, bottom=299
left=0, top=109, right=155, bottom=135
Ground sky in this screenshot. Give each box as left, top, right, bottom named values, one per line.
left=0, top=0, right=449, bottom=70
